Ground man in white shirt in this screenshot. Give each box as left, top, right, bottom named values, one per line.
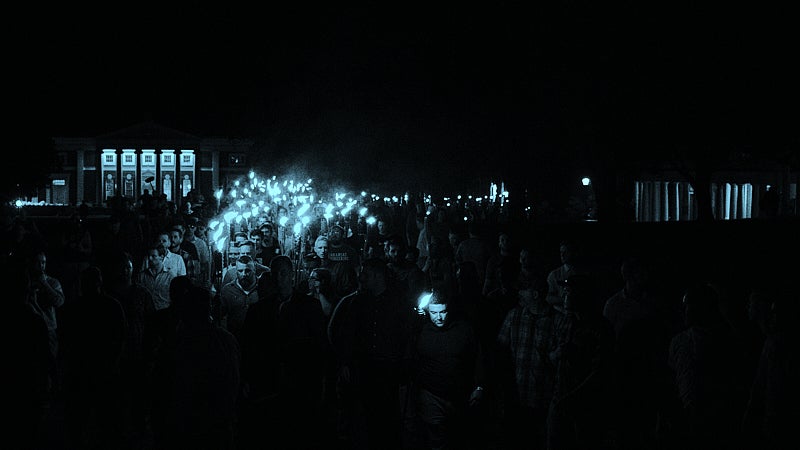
left=140, top=230, right=186, bottom=278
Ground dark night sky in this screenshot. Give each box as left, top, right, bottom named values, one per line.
left=10, top=4, right=799, bottom=196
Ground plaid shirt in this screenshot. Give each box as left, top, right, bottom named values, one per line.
left=137, top=265, right=175, bottom=311
left=496, top=302, right=562, bottom=409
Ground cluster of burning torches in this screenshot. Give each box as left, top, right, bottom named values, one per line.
left=207, top=170, right=509, bottom=308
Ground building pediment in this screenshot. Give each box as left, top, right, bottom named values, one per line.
left=96, top=121, right=201, bottom=145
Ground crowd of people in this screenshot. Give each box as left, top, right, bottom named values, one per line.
left=2, top=189, right=797, bottom=450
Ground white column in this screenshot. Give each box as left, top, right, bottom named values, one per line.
left=121, top=149, right=137, bottom=199
left=141, top=149, right=157, bottom=195
left=742, top=183, right=752, bottom=219
left=161, top=149, right=177, bottom=202
left=101, top=149, right=118, bottom=202
left=179, top=149, right=196, bottom=201
left=724, top=183, right=732, bottom=220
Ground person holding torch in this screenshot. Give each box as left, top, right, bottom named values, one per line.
left=410, top=289, right=488, bottom=450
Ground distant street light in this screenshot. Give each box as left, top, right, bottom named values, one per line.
left=581, top=177, right=591, bottom=186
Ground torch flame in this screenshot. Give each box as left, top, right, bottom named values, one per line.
left=417, top=291, right=433, bottom=311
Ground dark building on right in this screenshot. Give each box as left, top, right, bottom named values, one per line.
left=563, top=149, right=799, bottom=224
left=630, top=162, right=797, bottom=221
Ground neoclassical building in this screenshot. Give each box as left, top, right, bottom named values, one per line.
left=47, top=121, right=797, bottom=221
left=51, top=121, right=256, bottom=207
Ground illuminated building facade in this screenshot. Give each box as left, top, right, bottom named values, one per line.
left=50, top=122, right=255, bottom=207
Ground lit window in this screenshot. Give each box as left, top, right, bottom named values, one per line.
left=145, top=155, right=153, bottom=163
left=105, top=155, right=113, bottom=163
left=125, top=155, right=133, bottom=163
left=183, top=155, right=191, bottom=163
left=165, top=155, right=172, bottom=163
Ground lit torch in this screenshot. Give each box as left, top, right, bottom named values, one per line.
left=416, top=291, right=433, bottom=315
